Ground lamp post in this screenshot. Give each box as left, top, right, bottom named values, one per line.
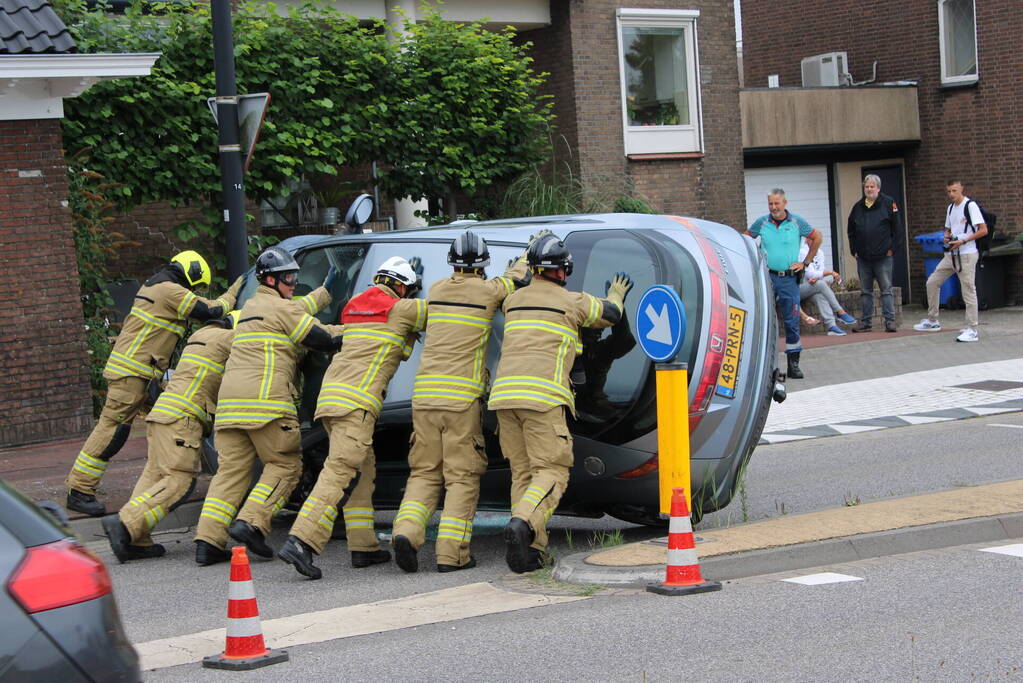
left=210, top=0, right=248, bottom=280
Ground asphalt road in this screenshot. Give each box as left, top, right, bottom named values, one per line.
left=144, top=538, right=1023, bottom=681
left=94, top=411, right=1023, bottom=656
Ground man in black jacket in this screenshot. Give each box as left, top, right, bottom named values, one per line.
left=847, top=174, right=902, bottom=332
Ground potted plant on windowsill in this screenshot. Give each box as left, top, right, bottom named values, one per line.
left=311, top=177, right=365, bottom=226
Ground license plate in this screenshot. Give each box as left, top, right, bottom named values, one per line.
left=715, top=306, right=746, bottom=399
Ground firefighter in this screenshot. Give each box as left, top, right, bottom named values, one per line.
left=488, top=234, right=633, bottom=573
left=193, top=246, right=342, bottom=566
left=277, top=256, right=427, bottom=580
left=66, top=250, right=243, bottom=517
left=101, top=311, right=239, bottom=562
left=391, top=231, right=533, bottom=573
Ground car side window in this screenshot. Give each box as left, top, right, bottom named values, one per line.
left=296, top=243, right=370, bottom=323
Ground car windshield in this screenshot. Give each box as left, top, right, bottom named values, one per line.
left=295, top=242, right=372, bottom=324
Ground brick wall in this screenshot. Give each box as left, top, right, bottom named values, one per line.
left=531, top=0, right=745, bottom=229
left=0, top=119, right=93, bottom=447
left=741, top=0, right=1023, bottom=304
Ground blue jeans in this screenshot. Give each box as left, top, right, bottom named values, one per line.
left=856, top=255, right=894, bottom=325
left=770, top=272, right=801, bottom=355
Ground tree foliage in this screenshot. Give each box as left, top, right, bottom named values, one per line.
left=59, top=0, right=552, bottom=229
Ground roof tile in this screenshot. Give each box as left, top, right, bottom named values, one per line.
left=0, top=0, right=75, bottom=54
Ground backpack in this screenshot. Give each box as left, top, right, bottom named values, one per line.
left=948, top=200, right=996, bottom=256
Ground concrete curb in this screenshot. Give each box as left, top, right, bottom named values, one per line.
left=68, top=500, right=203, bottom=542
left=552, top=511, right=1023, bottom=587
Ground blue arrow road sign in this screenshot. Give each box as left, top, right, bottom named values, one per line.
left=636, top=285, right=686, bottom=362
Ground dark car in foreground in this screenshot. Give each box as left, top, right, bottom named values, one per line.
left=229, top=213, right=780, bottom=524
left=0, top=480, right=140, bottom=681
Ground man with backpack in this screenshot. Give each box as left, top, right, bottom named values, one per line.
left=913, top=180, right=989, bottom=342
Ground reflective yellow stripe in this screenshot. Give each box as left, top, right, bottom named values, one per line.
left=319, top=383, right=383, bottom=411
left=128, top=307, right=186, bottom=336
left=105, top=351, right=159, bottom=378
left=428, top=312, right=490, bottom=329
left=344, top=329, right=405, bottom=346
left=436, top=516, right=472, bottom=542
left=246, top=483, right=275, bottom=504
left=582, top=294, right=601, bottom=326
left=72, top=451, right=108, bottom=478
left=491, top=375, right=573, bottom=402
left=521, top=485, right=548, bottom=507
left=394, top=500, right=430, bottom=527
left=295, top=294, right=319, bottom=315
left=152, top=392, right=210, bottom=426
left=233, top=331, right=293, bottom=345
left=414, top=299, right=428, bottom=330
left=200, top=497, right=237, bottom=526
left=177, top=291, right=198, bottom=318
left=359, top=344, right=390, bottom=391
left=554, top=336, right=571, bottom=383
left=505, top=319, right=580, bottom=343
left=289, top=314, right=315, bottom=344
left=344, top=507, right=375, bottom=530
left=178, top=353, right=225, bottom=374
left=259, top=340, right=275, bottom=400
left=496, top=276, right=514, bottom=296
left=489, top=390, right=564, bottom=407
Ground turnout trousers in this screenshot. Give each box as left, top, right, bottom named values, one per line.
left=289, top=410, right=380, bottom=555
left=66, top=376, right=150, bottom=495
left=496, top=405, right=573, bottom=552
left=119, top=418, right=202, bottom=545
left=392, top=402, right=488, bottom=567
left=194, top=418, right=302, bottom=550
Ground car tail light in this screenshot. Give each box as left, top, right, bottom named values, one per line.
left=7, top=540, right=112, bottom=613
left=668, top=217, right=727, bottom=433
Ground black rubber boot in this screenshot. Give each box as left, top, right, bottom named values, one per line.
left=437, top=556, right=477, bottom=573
left=786, top=352, right=804, bottom=380
left=195, top=540, right=229, bottom=566
left=277, top=535, right=322, bottom=580
left=228, top=519, right=274, bottom=559
left=392, top=535, right=418, bottom=573
left=504, top=517, right=535, bottom=574
left=351, top=549, right=391, bottom=568
left=67, top=489, right=106, bottom=517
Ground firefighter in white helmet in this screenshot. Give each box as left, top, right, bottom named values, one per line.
left=489, top=234, right=633, bottom=572
left=278, top=256, right=427, bottom=580
left=391, top=230, right=533, bottom=573
left=66, top=250, right=242, bottom=517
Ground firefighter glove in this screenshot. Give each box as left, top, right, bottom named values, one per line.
left=527, top=229, right=554, bottom=246
left=323, top=265, right=340, bottom=290
left=605, top=272, right=633, bottom=306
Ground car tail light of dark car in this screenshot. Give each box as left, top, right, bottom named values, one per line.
left=7, top=540, right=112, bottom=614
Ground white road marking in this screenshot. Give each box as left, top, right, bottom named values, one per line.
left=986, top=423, right=1023, bottom=429
left=978, top=543, right=1023, bottom=558
left=782, top=572, right=864, bottom=586
left=828, top=424, right=885, bottom=435
left=135, top=582, right=586, bottom=671
left=898, top=414, right=955, bottom=425
left=760, top=433, right=817, bottom=444
left=963, top=406, right=1017, bottom=416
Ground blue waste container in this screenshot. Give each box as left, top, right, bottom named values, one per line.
left=914, top=231, right=960, bottom=306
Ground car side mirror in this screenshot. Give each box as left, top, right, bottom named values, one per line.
left=344, top=194, right=374, bottom=232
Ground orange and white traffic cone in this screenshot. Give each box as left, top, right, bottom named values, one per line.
left=203, top=546, right=289, bottom=670
left=647, top=487, right=722, bottom=596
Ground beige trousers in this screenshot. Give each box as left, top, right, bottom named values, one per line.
left=66, top=376, right=149, bottom=495
left=496, top=406, right=573, bottom=551
left=119, top=418, right=201, bottom=545
left=392, top=403, right=487, bottom=567
left=194, top=418, right=302, bottom=550
left=926, top=250, right=979, bottom=329
left=289, top=411, right=380, bottom=554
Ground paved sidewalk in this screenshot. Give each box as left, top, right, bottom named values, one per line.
left=554, top=480, right=1023, bottom=587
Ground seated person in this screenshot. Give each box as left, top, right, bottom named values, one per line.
left=798, top=242, right=856, bottom=336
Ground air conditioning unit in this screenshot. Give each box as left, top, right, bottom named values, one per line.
left=801, top=52, right=848, bottom=87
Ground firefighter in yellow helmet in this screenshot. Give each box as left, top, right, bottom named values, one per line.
left=101, top=311, right=239, bottom=562
left=66, top=250, right=243, bottom=517
left=277, top=256, right=427, bottom=580
left=391, top=231, right=531, bottom=573
left=193, top=246, right=343, bottom=566
left=489, top=234, right=633, bottom=573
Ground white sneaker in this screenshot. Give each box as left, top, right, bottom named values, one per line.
left=956, top=328, right=979, bottom=342
left=913, top=318, right=941, bottom=332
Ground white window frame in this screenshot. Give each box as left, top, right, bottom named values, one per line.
left=937, top=0, right=979, bottom=86
left=616, top=8, right=702, bottom=156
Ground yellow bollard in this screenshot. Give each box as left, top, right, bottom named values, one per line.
left=655, top=362, right=691, bottom=516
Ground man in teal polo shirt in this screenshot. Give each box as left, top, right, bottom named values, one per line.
left=747, top=188, right=823, bottom=379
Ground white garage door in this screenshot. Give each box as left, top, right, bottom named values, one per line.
left=744, top=165, right=832, bottom=271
